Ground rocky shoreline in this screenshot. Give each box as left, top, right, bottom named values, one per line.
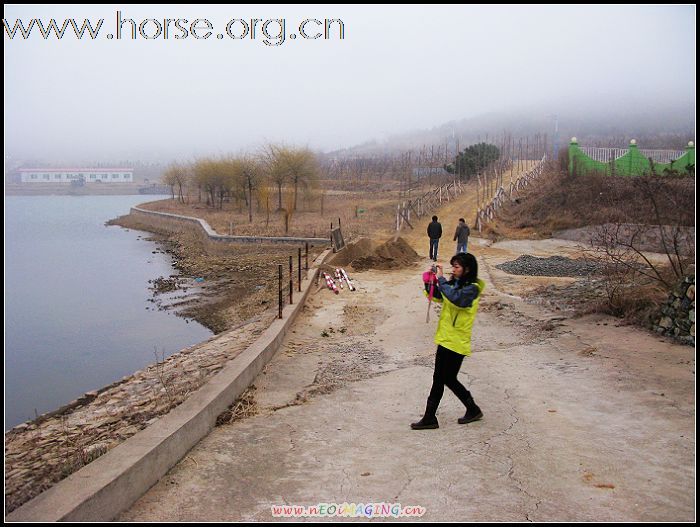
left=107, top=213, right=325, bottom=333
left=4, top=315, right=270, bottom=514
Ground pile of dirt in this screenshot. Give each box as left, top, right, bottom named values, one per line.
left=326, top=236, right=419, bottom=271
left=350, top=237, right=420, bottom=271
left=327, top=238, right=375, bottom=267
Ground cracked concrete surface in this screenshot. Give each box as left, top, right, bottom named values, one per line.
left=120, top=239, right=695, bottom=522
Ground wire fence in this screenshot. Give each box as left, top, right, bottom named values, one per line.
left=476, top=155, right=547, bottom=232
left=395, top=179, right=465, bottom=231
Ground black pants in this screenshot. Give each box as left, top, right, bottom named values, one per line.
left=429, top=238, right=439, bottom=261
left=428, top=345, right=472, bottom=408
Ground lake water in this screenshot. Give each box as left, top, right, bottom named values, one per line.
left=4, top=195, right=212, bottom=430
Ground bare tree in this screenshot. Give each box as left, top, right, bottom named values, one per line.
left=265, top=145, right=320, bottom=211
left=262, top=144, right=287, bottom=210
left=280, top=190, right=296, bottom=234
left=162, top=163, right=188, bottom=203
left=256, top=183, right=272, bottom=227
left=589, top=175, right=694, bottom=300
left=229, top=156, right=262, bottom=223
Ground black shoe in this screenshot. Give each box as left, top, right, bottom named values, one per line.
left=458, top=399, right=483, bottom=424
left=410, top=416, right=439, bottom=430
left=411, top=398, right=440, bottom=429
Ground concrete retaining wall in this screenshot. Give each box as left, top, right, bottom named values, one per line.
left=6, top=249, right=332, bottom=521
left=130, top=206, right=329, bottom=245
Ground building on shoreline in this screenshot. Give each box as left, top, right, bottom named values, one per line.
left=19, top=168, right=134, bottom=184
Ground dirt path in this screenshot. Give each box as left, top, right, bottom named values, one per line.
left=119, top=233, right=695, bottom=521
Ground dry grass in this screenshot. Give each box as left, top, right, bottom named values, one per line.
left=139, top=188, right=404, bottom=242
left=216, top=387, right=258, bottom=425
left=488, top=168, right=695, bottom=238
left=484, top=165, right=694, bottom=327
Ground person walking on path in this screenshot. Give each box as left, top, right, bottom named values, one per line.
left=454, top=218, right=470, bottom=254
left=412, top=252, right=485, bottom=430
left=427, top=215, right=442, bottom=262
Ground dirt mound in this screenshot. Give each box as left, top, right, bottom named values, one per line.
left=351, top=237, right=420, bottom=271
left=327, top=237, right=375, bottom=267
left=326, top=236, right=419, bottom=271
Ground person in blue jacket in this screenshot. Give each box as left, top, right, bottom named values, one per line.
left=411, top=252, right=486, bottom=430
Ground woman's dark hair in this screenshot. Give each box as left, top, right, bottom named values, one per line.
left=450, top=252, right=478, bottom=284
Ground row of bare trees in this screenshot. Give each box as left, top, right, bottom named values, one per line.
left=161, top=146, right=319, bottom=225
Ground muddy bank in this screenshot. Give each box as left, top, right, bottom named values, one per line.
left=108, top=213, right=325, bottom=333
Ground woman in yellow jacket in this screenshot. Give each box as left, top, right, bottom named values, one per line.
left=411, top=252, right=486, bottom=430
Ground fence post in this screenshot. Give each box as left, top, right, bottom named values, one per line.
left=289, top=256, right=293, bottom=305
left=330, top=221, right=335, bottom=253
left=298, top=247, right=302, bottom=292
left=305, top=242, right=309, bottom=270
left=278, top=264, right=283, bottom=319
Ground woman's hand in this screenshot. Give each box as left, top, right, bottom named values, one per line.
left=435, top=264, right=444, bottom=278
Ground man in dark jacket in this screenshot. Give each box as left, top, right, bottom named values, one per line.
left=454, top=218, right=470, bottom=253
left=427, top=215, right=442, bottom=262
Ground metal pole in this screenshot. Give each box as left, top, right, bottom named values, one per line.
left=305, top=242, right=309, bottom=270
left=298, top=248, right=302, bottom=292
left=289, top=256, right=293, bottom=304
left=278, top=264, right=283, bottom=319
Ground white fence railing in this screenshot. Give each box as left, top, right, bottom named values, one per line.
left=578, top=147, right=628, bottom=163
left=579, top=146, right=686, bottom=164
left=638, top=148, right=687, bottom=164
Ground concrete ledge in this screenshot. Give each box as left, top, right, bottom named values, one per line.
left=6, top=249, right=333, bottom=522
left=130, top=206, right=329, bottom=245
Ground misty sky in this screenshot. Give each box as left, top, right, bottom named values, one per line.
left=4, top=4, right=695, bottom=162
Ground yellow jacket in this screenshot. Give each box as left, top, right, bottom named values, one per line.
left=426, top=277, right=485, bottom=356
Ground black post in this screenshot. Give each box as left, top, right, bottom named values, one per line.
left=338, top=217, right=341, bottom=230
left=298, top=247, right=302, bottom=292
left=278, top=264, right=283, bottom=319
left=289, top=256, right=293, bottom=304
left=305, top=242, right=309, bottom=270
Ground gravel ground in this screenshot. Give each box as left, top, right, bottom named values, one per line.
left=495, top=255, right=604, bottom=277
left=527, top=279, right=608, bottom=314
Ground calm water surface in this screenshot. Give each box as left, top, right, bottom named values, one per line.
left=5, top=195, right=212, bottom=430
